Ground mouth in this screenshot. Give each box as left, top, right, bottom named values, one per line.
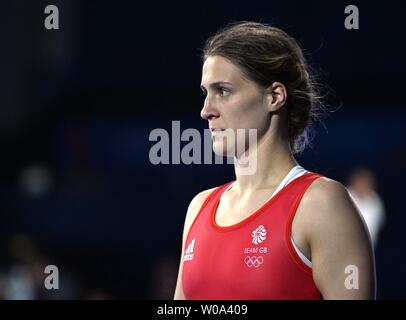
left=210, top=128, right=225, bottom=132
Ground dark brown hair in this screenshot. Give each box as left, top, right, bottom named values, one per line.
left=202, top=21, right=327, bottom=154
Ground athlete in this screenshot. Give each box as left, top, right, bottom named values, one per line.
left=174, top=21, right=376, bottom=300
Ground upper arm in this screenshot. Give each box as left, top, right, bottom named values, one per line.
left=173, top=188, right=216, bottom=300
left=303, top=178, right=376, bottom=299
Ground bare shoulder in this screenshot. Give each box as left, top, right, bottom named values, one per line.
left=299, top=176, right=360, bottom=224
left=188, top=187, right=217, bottom=213
left=299, top=175, right=370, bottom=247
left=186, top=187, right=217, bottom=220
left=295, top=175, right=370, bottom=247
left=302, top=176, right=351, bottom=208
left=182, top=187, right=218, bottom=241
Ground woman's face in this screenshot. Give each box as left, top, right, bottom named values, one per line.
left=200, top=55, right=270, bottom=157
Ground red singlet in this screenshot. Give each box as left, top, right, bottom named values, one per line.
left=182, top=172, right=323, bottom=299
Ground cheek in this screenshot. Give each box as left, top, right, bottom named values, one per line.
left=228, top=94, right=269, bottom=129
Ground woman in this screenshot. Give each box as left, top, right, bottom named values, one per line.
left=174, top=21, right=375, bottom=300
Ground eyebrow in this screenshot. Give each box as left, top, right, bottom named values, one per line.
left=200, top=81, right=233, bottom=91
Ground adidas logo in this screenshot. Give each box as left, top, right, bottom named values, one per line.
left=183, top=238, right=195, bottom=262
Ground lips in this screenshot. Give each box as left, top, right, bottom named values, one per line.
left=210, top=128, right=225, bottom=132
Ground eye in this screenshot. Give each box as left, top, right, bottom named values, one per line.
left=218, top=87, right=231, bottom=97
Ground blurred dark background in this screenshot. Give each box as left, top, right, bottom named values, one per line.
left=0, top=0, right=405, bottom=299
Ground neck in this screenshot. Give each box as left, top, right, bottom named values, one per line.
left=232, top=127, right=298, bottom=193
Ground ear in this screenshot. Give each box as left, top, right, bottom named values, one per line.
left=265, top=82, right=287, bottom=112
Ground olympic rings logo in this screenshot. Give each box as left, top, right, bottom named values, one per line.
left=244, top=256, right=264, bottom=268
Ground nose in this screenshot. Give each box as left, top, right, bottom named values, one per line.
left=200, top=96, right=219, bottom=121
